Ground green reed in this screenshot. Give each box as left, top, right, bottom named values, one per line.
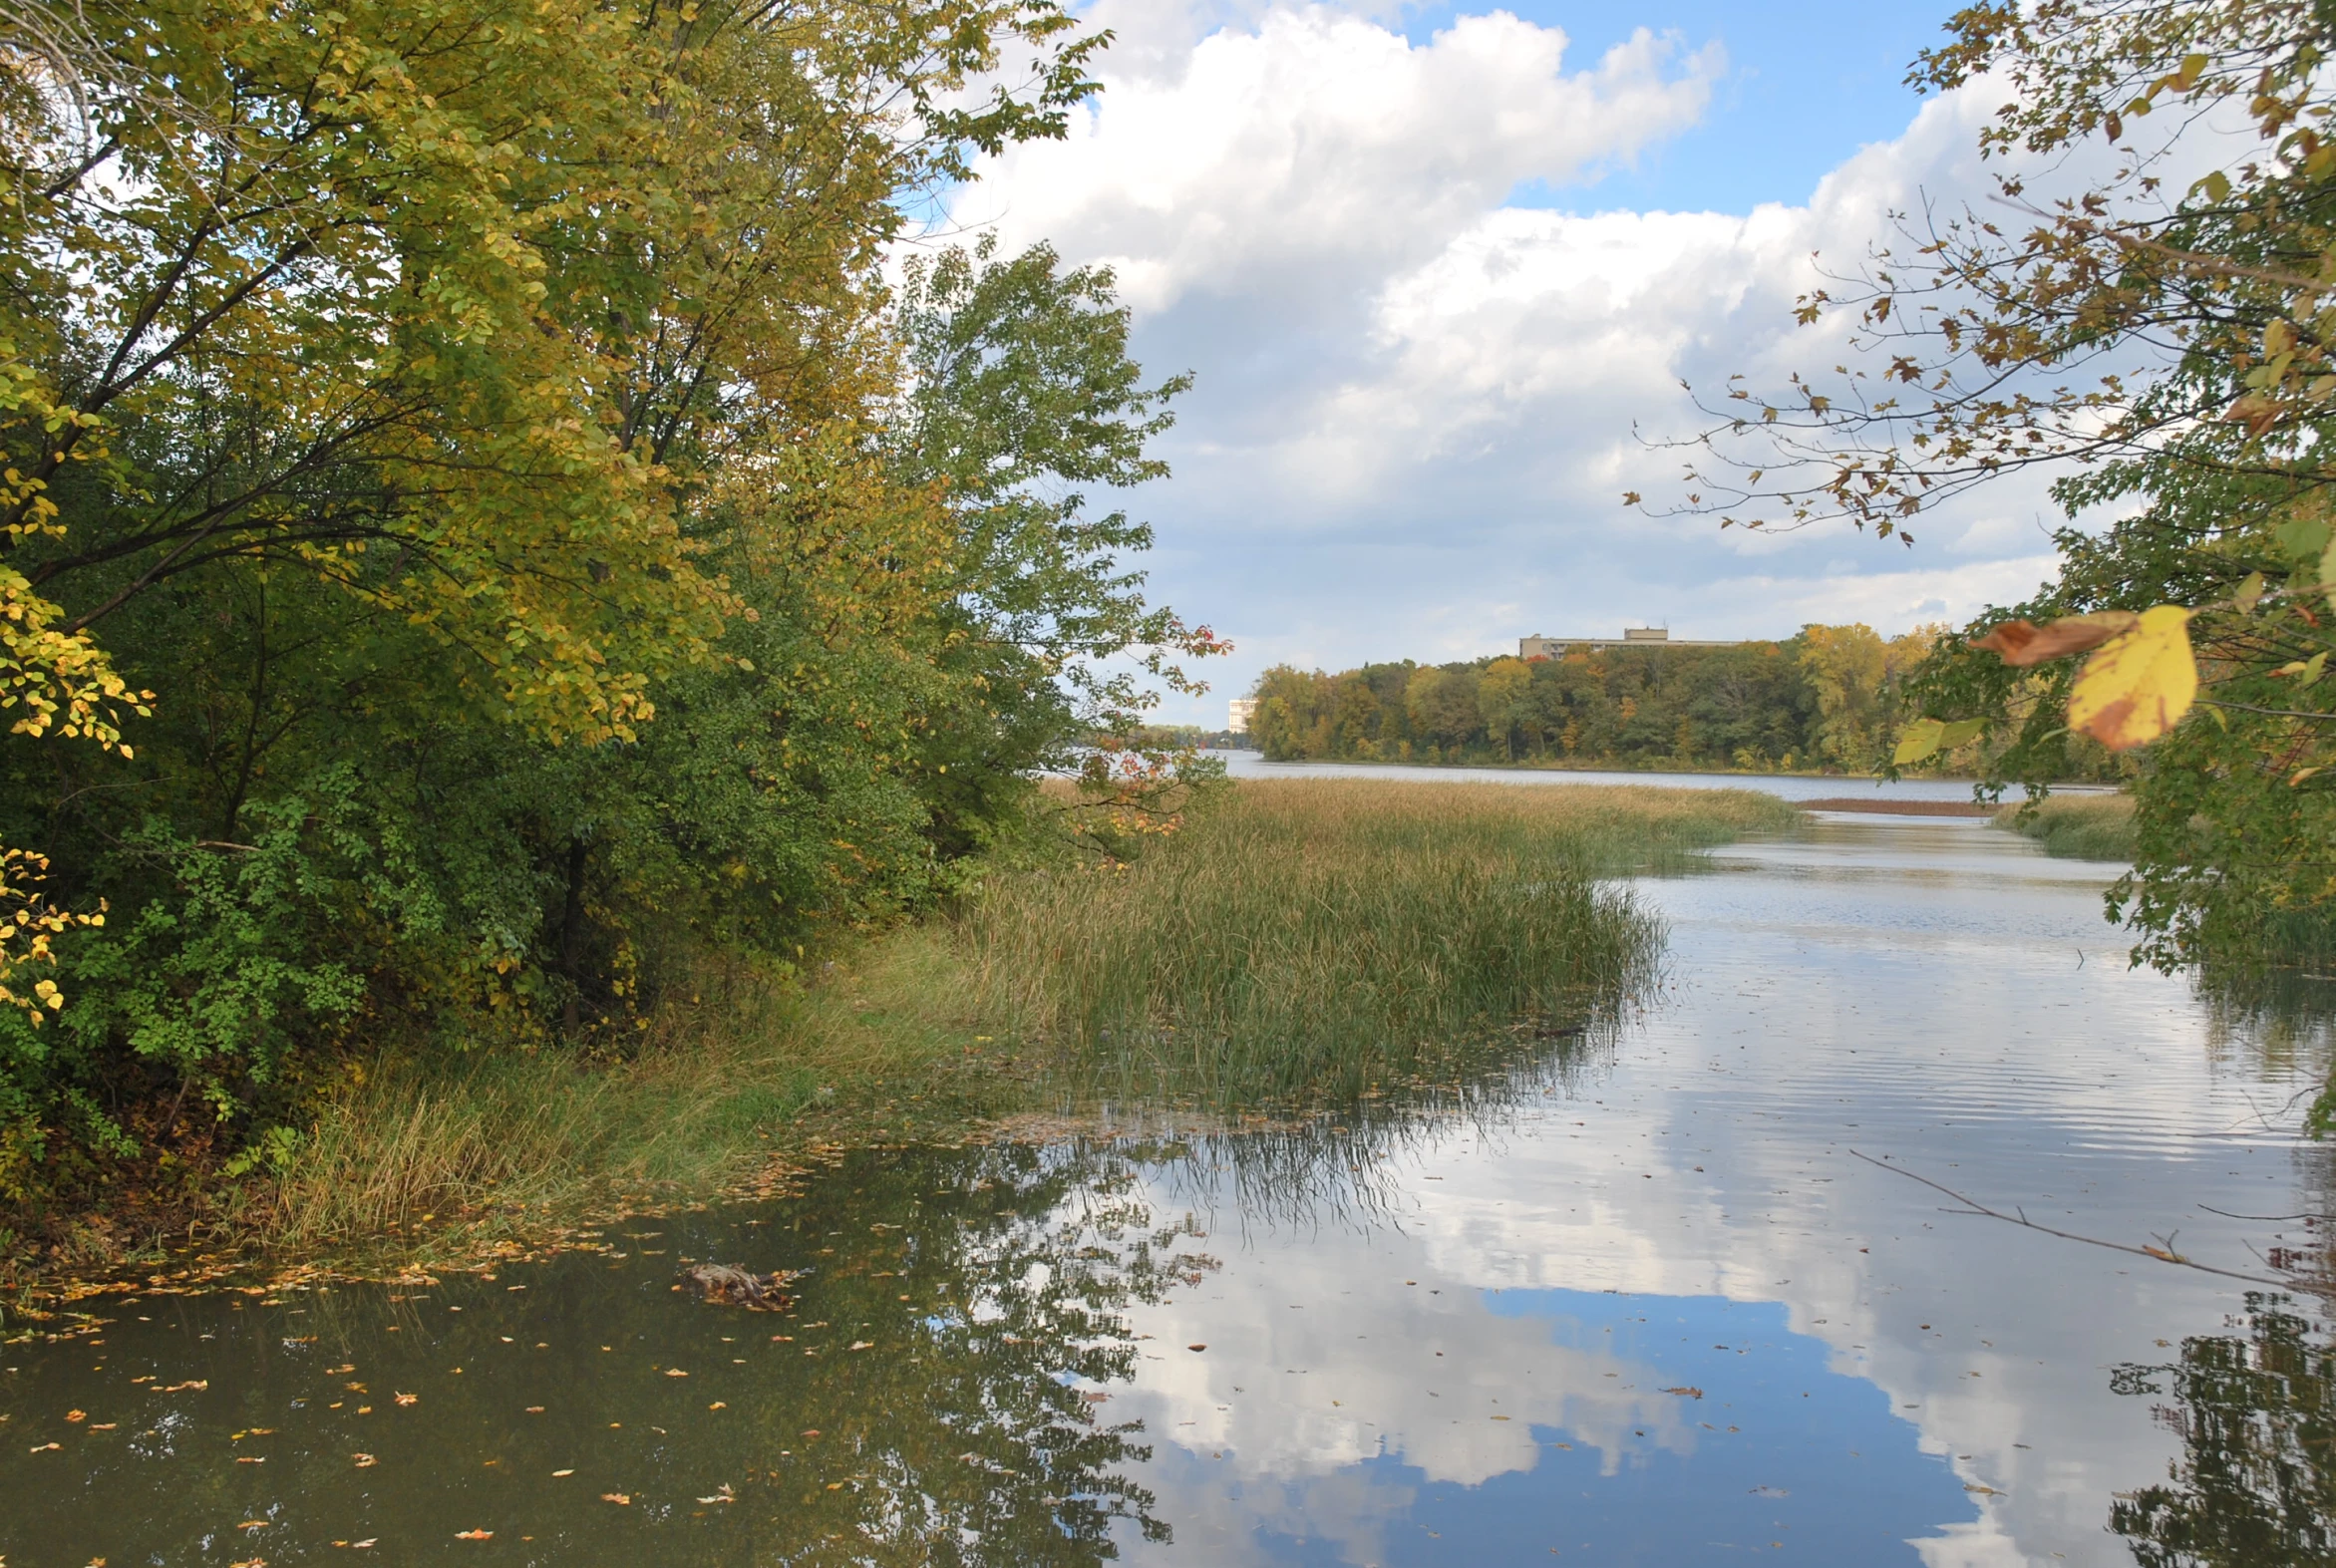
left=965, top=780, right=1794, bottom=1104
left=1992, top=792, right=2137, bottom=861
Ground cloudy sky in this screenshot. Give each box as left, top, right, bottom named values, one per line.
left=940, top=0, right=2081, bottom=725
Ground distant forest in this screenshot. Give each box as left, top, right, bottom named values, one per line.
left=1245, top=626, right=2120, bottom=778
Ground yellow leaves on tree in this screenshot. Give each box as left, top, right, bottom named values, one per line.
left=1966, top=605, right=2199, bottom=752
left=0, top=847, right=102, bottom=1027
left=2065, top=607, right=2198, bottom=751
left=0, top=343, right=135, bottom=1024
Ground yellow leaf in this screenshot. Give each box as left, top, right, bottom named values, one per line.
left=1892, top=718, right=1944, bottom=766
left=2066, top=606, right=2196, bottom=751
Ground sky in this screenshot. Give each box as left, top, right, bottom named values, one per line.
left=937, top=0, right=2084, bottom=725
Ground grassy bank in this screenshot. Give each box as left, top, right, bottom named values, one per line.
left=9, top=780, right=1794, bottom=1288
left=1991, top=792, right=2138, bottom=860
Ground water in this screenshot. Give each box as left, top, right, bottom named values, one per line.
left=1209, top=752, right=2101, bottom=804
left=5, top=817, right=2330, bottom=1566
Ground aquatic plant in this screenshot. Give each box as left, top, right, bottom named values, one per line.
left=1991, top=793, right=2138, bottom=861
left=964, top=780, right=1792, bottom=1103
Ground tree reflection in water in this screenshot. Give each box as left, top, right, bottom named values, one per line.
left=2110, top=1296, right=2336, bottom=1567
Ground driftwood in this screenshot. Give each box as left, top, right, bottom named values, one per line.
left=674, top=1262, right=798, bottom=1312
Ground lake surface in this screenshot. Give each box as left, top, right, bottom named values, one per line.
left=5, top=816, right=2331, bottom=1566
left=1209, top=752, right=2097, bottom=803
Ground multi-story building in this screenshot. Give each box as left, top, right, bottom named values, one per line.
left=1226, top=697, right=1259, bottom=734
left=1518, top=627, right=1752, bottom=659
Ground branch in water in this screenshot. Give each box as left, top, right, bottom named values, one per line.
left=1848, top=1149, right=2314, bottom=1295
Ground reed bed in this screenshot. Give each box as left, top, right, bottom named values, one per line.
left=1991, top=792, right=2137, bottom=861
left=964, top=780, right=1794, bottom=1104
left=248, top=779, right=1791, bottom=1260
left=257, top=933, right=1012, bottom=1257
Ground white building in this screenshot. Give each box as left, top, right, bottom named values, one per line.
left=1226, top=697, right=1258, bottom=733
left=1518, top=628, right=1752, bottom=659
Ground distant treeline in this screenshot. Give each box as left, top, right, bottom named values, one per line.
left=1247, top=626, right=2122, bottom=777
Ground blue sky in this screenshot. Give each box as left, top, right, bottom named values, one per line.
left=1412, top=1, right=1959, bottom=213
left=947, top=0, right=2070, bottom=724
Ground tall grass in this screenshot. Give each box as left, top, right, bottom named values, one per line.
left=965, top=780, right=1794, bottom=1104
left=240, top=779, right=1791, bottom=1264
left=257, top=933, right=1017, bottom=1259
left=1991, top=792, right=2138, bottom=861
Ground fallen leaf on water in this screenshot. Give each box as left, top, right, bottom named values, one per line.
left=158, top=1381, right=207, bottom=1394
left=664, top=1369, right=688, bottom=1379
left=601, top=1493, right=632, bottom=1505
left=1965, top=1482, right=2003, bottom=1496
left=455, top=1529, right=494, bottom=1540
left=65, top=1410, right=86, bottom=1422
left=393, top=1393, right=418, bottom=1407
left=228, top=1559, right=266, bottom=1568
left=351, top=1540, right=376, bottom=1549
left=697, top=1485, right=736, bottom=1504
left=1661, top=1387, right=1705, bottom=1400
left=235, top=1455, right=266, bottom=1464
left=353, top=1453, right=377, bottom=1467
left=1186, top=1344, right=1206, bottom=1352
left=29, top=1442, right=60, bottom=1452
left=708, top=1402, right=727, bottom=1411
left=239, top=1520, right=269, bottom=1530
left=552, top=1469, right=574, bottom=1476
left=848, top=1342, right=873, bottom=1352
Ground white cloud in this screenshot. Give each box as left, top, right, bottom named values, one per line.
left=939, top=5, right=2127, bottom=719
left=960, top=8, right=1721, bottom=315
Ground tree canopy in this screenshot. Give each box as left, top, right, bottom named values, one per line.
left=0, top=0, right=1216, bottom=1197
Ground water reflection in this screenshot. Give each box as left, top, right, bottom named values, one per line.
left=2111, top=1296, right=2336, bottom=1567
left=0, top=1144, right=1196, bottom=1566
left=8, top=814, right=2336, bottom=1566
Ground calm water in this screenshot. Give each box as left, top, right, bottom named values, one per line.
left=4, top=816, right=2331, bottom=1566
left=1209, top=752, right=2096, bottom=803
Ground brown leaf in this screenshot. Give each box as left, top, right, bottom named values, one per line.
left=601, top=1493, right=632, bottom=1505
left=1968, top=611, right=2138, bottom=666
left=455, top=1529, right=494, bottom=1540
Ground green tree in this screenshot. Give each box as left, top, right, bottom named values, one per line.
left=1477, top=656, right=1534, bottom=761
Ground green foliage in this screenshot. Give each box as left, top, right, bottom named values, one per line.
left=0, top=0, right=1220, bottom=1207
left=1245, top=627, right=1989, bottom=775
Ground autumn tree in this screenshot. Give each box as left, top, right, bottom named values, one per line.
left=0, top=0, right=1222, bottom=1190
left=1655, top=0, right=2336, bottom=965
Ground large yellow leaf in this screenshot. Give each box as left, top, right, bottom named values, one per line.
left=2066, top=606, right=2197, bottom=750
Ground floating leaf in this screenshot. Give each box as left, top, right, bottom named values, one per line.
left=455, top=1529, right=494, bottom=1540
left=1969, top=611, right=2138, bottom=667
left=601, top=1493, right=632, bottom=1505
left=353, top=1453, right=377, bottom=1467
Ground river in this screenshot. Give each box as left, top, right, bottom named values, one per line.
left=1208, top=752, right=2104, bottom=803
left=3, top=812, right=2327, bottom=1565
